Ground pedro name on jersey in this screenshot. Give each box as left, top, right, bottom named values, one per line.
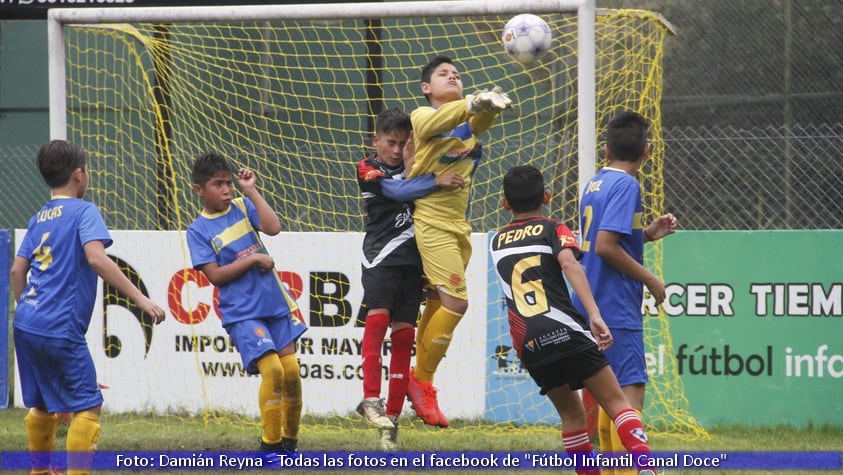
left=491, top=217, right=597, bottom=367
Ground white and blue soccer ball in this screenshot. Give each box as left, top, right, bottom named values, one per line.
left=502, top=13, right=552, bottom=65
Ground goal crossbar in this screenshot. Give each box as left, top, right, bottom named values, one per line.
left=47, top=0, right=586, bottom=23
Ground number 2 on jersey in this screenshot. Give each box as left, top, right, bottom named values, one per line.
left=580, top=205, right=593, bottom=252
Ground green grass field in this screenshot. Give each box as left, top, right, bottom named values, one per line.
left=0, top=408, right=840, bottom=475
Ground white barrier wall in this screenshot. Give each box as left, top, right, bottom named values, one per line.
left=13, top=231, right=489, bottom=418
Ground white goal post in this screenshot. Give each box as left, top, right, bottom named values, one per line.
left=46, top=0, right=599, bottom=194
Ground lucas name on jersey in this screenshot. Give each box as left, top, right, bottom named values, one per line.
left=37, top=205, right=63, bottom=222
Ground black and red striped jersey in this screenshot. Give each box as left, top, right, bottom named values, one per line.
left=357, top=153, right=437, bottom=269
left=490, top=216, right=598, bottom=368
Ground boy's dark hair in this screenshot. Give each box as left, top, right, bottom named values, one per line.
left=192, top=151, right=235, bottom=186
left=420, top=54, right=455, bottom=103
left=375, top=108, right=412, bottom=136
left=606, top=111, right=650, bottom=162
left=37, top=139, right=87, bottom=189
left=503, top=165, right=545, bottom=213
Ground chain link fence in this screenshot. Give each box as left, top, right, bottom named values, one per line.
left=651, top=0, right=843, bottom=229
left=664, top=123, right=843, bottom=230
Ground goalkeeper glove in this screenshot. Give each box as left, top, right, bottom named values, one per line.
left=466, top=86, right=513, bottom=115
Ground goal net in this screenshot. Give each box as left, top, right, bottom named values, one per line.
left=49, top=1, right=704, bottom=438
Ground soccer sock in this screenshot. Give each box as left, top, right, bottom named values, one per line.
left=25, top=409, right=58, bottom=474
left=613, top=408, right=650, bottom=453
left=361, top=312, right=389, bottom=398
left=66, top=410, right=100, bottom=475
left=414, top=299, right=441, bottom=376
left=257, top=354, right=285, bottom=444
left=415, top=306, right=462, bottom=383
left=385, top=326, right=414, bottom=416
left=597, top=407, right=617, bottom=475
left=597, top=406, right=613, bottom=449
left=562, top=429, right=600, bottom=475
left=279, top=353, right=303, bottom=440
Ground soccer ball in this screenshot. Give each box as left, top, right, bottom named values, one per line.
left=501, top=13, right=552, bottom=65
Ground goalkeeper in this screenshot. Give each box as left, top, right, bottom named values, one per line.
left=405, top=54, right=512, bottom=427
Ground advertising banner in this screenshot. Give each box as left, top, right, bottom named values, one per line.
left=662, top=230, right=843, bottom=426
left=11, top=229, right=841, bottom=426
left=12, top=231, right=489, bottom=418
left=485, top=230, right=843, bottom=427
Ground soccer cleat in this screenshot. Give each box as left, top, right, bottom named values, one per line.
left=260, top=439, right=284, bottom=453
left=280, top=437, right=298, bottom=453
left=30, top=469, right=63, bottom=475
left=406, top=372, right=446, bottom=427
left=356, top=398, right=395, bottom=429
left=379, top=415, right=399, bottom=452
left=260, top=437, right=297, bottom=453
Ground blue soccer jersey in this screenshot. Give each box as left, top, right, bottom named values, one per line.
left=186, top=197, right=299, bottom=327
left=572, top=167, right=646, bottom=330
left=14, top=197, right=113, bottom=340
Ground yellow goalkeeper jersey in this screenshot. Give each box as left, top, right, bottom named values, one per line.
left=408, top=98, right=497, bottom=221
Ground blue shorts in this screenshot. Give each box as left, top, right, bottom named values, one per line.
left=226, top=316, right=306, bottom=375
left=603, top=328, right=649, bottom=386
left=14, top=329, right=103, bottom=413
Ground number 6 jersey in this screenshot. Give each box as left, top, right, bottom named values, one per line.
left=490, top=216, right=598, bottom=368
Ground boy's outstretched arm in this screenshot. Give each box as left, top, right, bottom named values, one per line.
left=380, top=172, right=464, bottom=202
left=238, top=168, right=282, bottom=236
left=84, top=240, right=166, bottom=324
left=558, top=248, right=612, bottom=350
left=411, top=100, right=473, bottom=141
left=468, top=85, right=512, bottom=135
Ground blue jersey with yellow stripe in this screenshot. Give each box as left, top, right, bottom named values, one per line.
left=14, top=197, right=113, bottom=341
left=572, top=167, right=645, bottom=330
left=187, top=197, right=298, bottom=327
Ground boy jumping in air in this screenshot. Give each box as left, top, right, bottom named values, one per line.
left=405, top=54, right=511, bottom=427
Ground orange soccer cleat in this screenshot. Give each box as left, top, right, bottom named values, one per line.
left=406, top=370, right=448, bottom=428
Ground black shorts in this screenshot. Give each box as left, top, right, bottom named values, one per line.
left=358, top=265, right=425, bottom=326
left=527, top=345, right=610, bottom=395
